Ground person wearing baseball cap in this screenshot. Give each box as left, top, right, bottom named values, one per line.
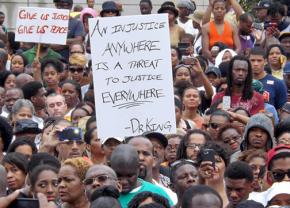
left=143, top=131, right=171, bottom=188
left=100, top=1, right=120, bottom=17
left=266, top=144, right=290, bottom=185
left=254, top=0, right=271, bottom=23
left=205, top=66, right=221, bottom=88
left=101, top=136, right=124, bottom=165
left=279, top=32, right=290, bottom=61
left=280, top=102, right=290, bottom=121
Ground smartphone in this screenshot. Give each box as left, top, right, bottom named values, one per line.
left=200, top=149, right=216, bottom=167
left=264, top=22, right=278, bottom=30
left=58, top=127, right=82, bottom=141
left=178, top=42, right=190, bottom=55
left=182, top=56, right=196, bottom=65
left=8, top=198, right=39, bottom=208
left=178, top=42, right=190, bottom=49
left=222, top=96, right=231, bottom=110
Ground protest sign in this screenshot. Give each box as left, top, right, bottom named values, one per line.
left=89, top=14, right=176, bottom=138
left=15, top=7, right=69, bottom=45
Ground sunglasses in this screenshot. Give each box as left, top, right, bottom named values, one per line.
left=83, top=175, right=116, bottom=185
left=271, top=169, right=290, bottom=182
left=209, top=123, right=223, bottom=129
left=69, top=67, right=84, bottom=73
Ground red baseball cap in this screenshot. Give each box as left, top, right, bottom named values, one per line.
left=267, top=144, right=290, bottom=170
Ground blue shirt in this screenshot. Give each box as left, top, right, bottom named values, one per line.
left=259, top=74, right=287, bottom=109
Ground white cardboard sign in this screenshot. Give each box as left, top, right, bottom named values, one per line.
left=89, top=14, right=176, bottom=138
left=15, top=7, right=69, bottom=45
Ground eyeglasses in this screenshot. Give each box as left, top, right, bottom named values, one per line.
left=83, top=175, right=116, bottom=185
left=209, top=123, right=223, bottom=130
left=186, top=143, right=203, bottom=150
left=271, top=169, right=290, bottom=182
left=69, top=67, right=84, bottom=73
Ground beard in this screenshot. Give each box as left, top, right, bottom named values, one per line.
left=138, top=167, right=147, bottom=180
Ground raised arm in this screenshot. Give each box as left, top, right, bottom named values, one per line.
left=202, top=1, right=213, bottom=25
left=202, top=24, right=214, bottom=63
left=232, top=25, right=241, bottom=54
left=228, top=0, right=244, bottom=20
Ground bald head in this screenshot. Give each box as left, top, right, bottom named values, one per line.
left=110, top=144, right=139, bottom=169
left=16, top=73, right=34, bottom=88
left=128, top=136, right=153, bottom=150
left=110, top=144, right=140, bottom=193
left=127, top=136, right=154, bottom=182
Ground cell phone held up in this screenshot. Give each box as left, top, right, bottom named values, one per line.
left=8, top=198, right=39, bottom=208
left=264, top=22, right=278, bottom=30
left=200, top=148, right=216, bottom=167
left=178, top=42, right=190, bottom=56
left=181, top=56, right=196, bottom=65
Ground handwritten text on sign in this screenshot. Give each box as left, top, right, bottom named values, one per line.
left=89, top=15, right=176, bottom=138
left=15, top=7, right=69, bottom=45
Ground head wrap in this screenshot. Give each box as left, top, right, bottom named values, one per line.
left=176, top=0, right=196, bottom=14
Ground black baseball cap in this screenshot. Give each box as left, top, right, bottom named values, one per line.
left=254, top=0, right=271, bottom=9
left=143, top=131, right=168, bottom=148
left=14, top=119, right=41, bottom=135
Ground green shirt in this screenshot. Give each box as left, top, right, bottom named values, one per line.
left=22, top=47, right=62, bottom=64
left=118, top=179, right=173, bottom=208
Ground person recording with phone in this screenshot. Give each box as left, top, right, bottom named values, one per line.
left=56, top=127, right=86, bottom=162
left=263, top=3, right=290, bottom=47
left=197, top=143, right=229, bottom=208
left=190, top=57, right=214, bottom=113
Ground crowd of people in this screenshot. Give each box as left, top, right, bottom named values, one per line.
left=0, top=0, right=289, bottom=207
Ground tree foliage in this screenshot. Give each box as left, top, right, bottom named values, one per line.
left=239, top=0, right=260, bottom=13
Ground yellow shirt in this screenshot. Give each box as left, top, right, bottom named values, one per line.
left=272, top=69, right=283, bottom=80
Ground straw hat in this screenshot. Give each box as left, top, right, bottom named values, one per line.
left=192, top=10, right=204, bottom=25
